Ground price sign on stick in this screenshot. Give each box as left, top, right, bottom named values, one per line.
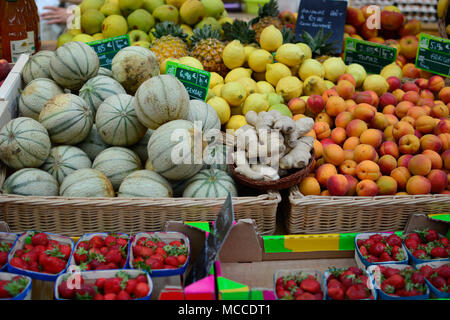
left=165, top=61, right=211, bottom=101
left=87, top=35, right=130, bottom=70
left=344, top=37, right=398, bottom=74
left=415, top=33, right=450, bottom=77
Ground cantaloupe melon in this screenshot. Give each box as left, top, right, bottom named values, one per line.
left=187, top=100, right=221, bottom=133
left=135, top=75, right=190, bottom=130
left=95, top=94, right=146, bottom=146
left=39, top=93, right=94, bottom=145
left=111, top=46, right=159, bottom=94
left=147, top=119, right=205, bottom=181
left=117, top=170, right=172, bottom=198
left=79, top=75, right=126, bottom=113
left=2, top=168, right=59, bottom=196
left=59, top=168, right=115, bottom=197
left=41, top=145, right=92, bottom=184
left=22, top=50, right=55, bottom=85
left=130, top=129, right=153, bottom=163
left=92, top=147, right=142, bottom=190
left=0, top=117, right=51, bottom=169
left=49, top=41, right=99, bottom=91
left=18, top=78, right=64, bottom=120
left=76, top=124, right=110, bottom=161
left=97, top=67, right=113, bottom=77
left=182, top=168, right=238, bottom=198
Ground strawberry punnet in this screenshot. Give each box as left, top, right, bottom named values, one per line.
left=379, top=266, right=428, bottom=297
left=404, top=229, right=449, bottom=261
left=275, top=271, right=323, bottom=300
left=358, top=233, right=407, bottom=263
left=0, top=241, right=13, bottom=269
left=0, top=276, right=30, bottom=299
left=418, top=263, right=450, bottom=293
left=326, top=267, right=374, bottom=300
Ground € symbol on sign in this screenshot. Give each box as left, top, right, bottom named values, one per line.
left=66, top=265, right=82, bottom=290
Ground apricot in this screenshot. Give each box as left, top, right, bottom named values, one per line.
left=338, top=74, right=356, bottom=86
left=392, top=121, right=414, bottom=141
left=327, top=174, right=349, bottom=196
left=395, top=101, right=414, bottom=119
left=315, top=112, right=333, bottom=128
left=401, top=116, right=415, bottom=128
left=336, top=80, right=355, bottom=100
left=307, top=95, right=325, bottom=114
left=383, top=104, right=396, bottom=115
left=371, top=112, right=389, bottom=131
left=356, top=160, right=381, bottom=181
left=426, top=169, right=448, bottom=193
left=343, top=137, right=360, bottom=150
left=326, top=96, right=346, bottom=117
left=322, top=89, right=339, bottom=104
left=313, top=122, right=331, bottom=140
left=346, top=119, right=368, bottom=138
left=345, top=175, right=358, bottom=196
left=406, top=175, right=432, bottom=195
left=323, top=144, right=345, bottom=166
left=438, top=133, right=449, bottom=151
left=376, top=176, right=398, bottom=195
left=384, top=125, right=395, bottom=142
left=335, top=111, right=354, bottom=128
left=392, top=88, right=405, bottom=102
left=385, top=114, right=399, bottom=126
left=442, top=150, right=450, bottom=170
left=398, top=134, right=420, bottom=154
left=406, top=106, right=427, bottom=120
left=378, top=155, right=397, bottom=175
left=339, top=159, right=357, bottom=176
left=313, top=139, right=323, bottom=159
left=353, top=144, right=377, bottom=163
left=438, top=87, right=450, bottom=104
left=415, top=115, right=436, bottom=134
left=398, top=154, right=413, bottom=168
left=408, top=154, right=432, bottom=176
left=428, top=75, right=445, bottom=93
left=420, top=134, right=442, bottom=153
left=330, top=127, right=347, bottom=145
left=402, top=91, right=420, bottom=104
left=321, top=190, right=330, bottom=196
left=299, top=177, right=321, bottom=196
left=379, top=141, right=400, bottom=159
left=430, top=104, right=449, bottom=119
left=379, top=93, right=397, bottom=108
left=390, top=167, right=411, bottom=190
left=360, top=129, right=383, bottom=148
left=434, top=119, right=450, bottom=135
left=356, top=179, right=379, bottom=196
left=316, top=163, right=338, bottom=187
left=344, top=149, right=354, bottom=161
left=353, top=103, right=376, bottom=123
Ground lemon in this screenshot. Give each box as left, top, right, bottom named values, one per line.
left=236, top=77, right=258, bottom=95
left=268, top=104, right=293, bottom=117
left=223, top=40, right=246, bottom=69
left=248, top=49, right=273, bottom=73
left=206, top=89, right=215, bottom=101
left=276, top=76, right=303, bottom=102
left=303, top=75, right=327, bottom=96
left=296, top=43, right=312, bottom=60
left=224, top=67, right=252, bottom=83
left=266, top=92, right=284, bottom=106
left=265, top=63, right=292, bottom=87
left=244, top=45, right=257, bottom=63
left=207, top=97, right=231, bottom=124
left=221, top=82, right=247, bottom=107
left=160, top=57, right=179, bottom=74
left=298, top=59, right=325, bottom=81
left=322, top=57, right=346, bottom=83
left=325, top=80, right=335, bottom=89
left=259, top=25, right=283, bottom=52
left=380, top=62, right=403, bottom=79
left=212, top=83, right=224, bottom=97
left=290, top=64, right=301, bottom=77
left=346, top=63, right=367, bottom=87
left=92, top=33, right=104, bottom=40
left=225, top=115, right=247, bottom=133
left=275, top=43, right=305, bottom=67
left=179, top=56, right=204, bottom=70
left=210, top=72, right=224, bottom=88
left=72, top=34, right=95, bottom=42
left=256, top=81, right=275, bottom=94
left=363, top=74, right=389, bottom=96
left=242, top=93, right=269, bottom=115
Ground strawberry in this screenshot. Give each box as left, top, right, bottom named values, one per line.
left=384, top=267, right=400, bottom=278
left=369, top=234, right=383, bottom=243
left=404, top=238, right=419, bottom=250
left=369, top=242, right=386, bottom=256
left=300, top=279, right=321, bottom=294
left=291, top=287, right=304, bottom=297
left=440, top=238, right=449, bottom=247
left=165, top=256, right=179, bottom=267
left=74, top=247, right=88, bottom=264
left=379, top=252, right=392, bottom=262
left=43, top=256, right=66, bottom=274
left=104, top=278, right=121, bottom=294
left=0, top=252, right=8, bottom=267
left=135, top=274, right=147, bottom=283
left=386, top=234, right=402, bottom=247
left=58, top=280, right=75, bottom=299
left=347, top=267, right=363, bottom=276
left=104, top=235, right=117, bottom=247
left=58, top=244, right=72, bottom=260
left=139, top=246, right=154, bottom=258
left=295, top=292, right=316, bottom=300
left=327, top=287, right=344, bottom=300
left=14, top=249, right=25, bottom=258
left=346, top=284, right=368, bottom=300
left=94, top=293, right=104, bottom=300
left=385, top=274, right=405, bottom=289
left=424, top=229, right=439, bottom=243
left=95, top=278, right=106, bottom=289
left=104, top=293, right=117, bottom=300
left=133, top=282, right=149, bottom=298
left=146, top=257, right=163, bottom=270
left=381, top=282, right=395, bottom=295
left=431, top=276, right=447, bottom=289
left=75, top=284, right=95, bottom=300
left=177, top=254, right=187, bottom=266
left=430, top=247, right=448, bottom=258
left=10, top=257, right=26, bottom=269
left=359, top=246, right=368, bottom=257
left=366, top=255, right=379, bottom=263
left=133, top=245, right=144, bottom=257
left=339, top=272, right=357, bottom=289
left=284, top=279, right=297, bottom=290
left=406, top=233, right=421, bottom=242
left=436, top=265, right=450, bottom=279
left=314, top=292, right=323, bottom=300
left=413, top=249, right=427, bottom=259
left=125, top=279, right=137, bottom=295
left=420, top=265, right=434, bottom=278
left=155, top=247, right=167, bottom=258
left=276, top=288, right=291, bottom=299
left=117, top=237, right=128, bottom=247
left=170, top=240, right=183, bottom=247
left=411, top=272, right=425, bottom=284
left=31, top=233, right=48, bottom=246
left=105, top=249, right=122, bottom=265
left=89, top=236, right=104, bottom=249
left=117, top=290, right=131, bottom=300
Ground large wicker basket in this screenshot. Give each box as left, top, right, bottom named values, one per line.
left=286, top=186, right=450, bottom=234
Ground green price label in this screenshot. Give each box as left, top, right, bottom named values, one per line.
left=87, top=35, right=130, bottom=70
left=344, top=37, right=397, bottom=74
left=415, top=33, right=450, bottom=77
left=165, top=61, right=211, bottom=101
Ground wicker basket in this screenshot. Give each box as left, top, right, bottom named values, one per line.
left=438, top=1, right=449, bottom=39
left=286, top=186, right=450, bottom=234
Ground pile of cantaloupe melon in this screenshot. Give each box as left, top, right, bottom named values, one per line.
left=0, top=42, right=237, bottom=199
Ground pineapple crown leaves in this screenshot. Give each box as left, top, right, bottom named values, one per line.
left=152, top=21, right=188, bottom=42
left=222, top=20, right=256, bottom=45
left=45, top=246, right=65, bottom=259
left=190, top=25, right=222, bottom=46
left=250, top=0, right=280, bottom=25
left=281, top=26, right=296, bottom=44
left=300, top=29, right=340, bottom=57
left=4, top=277, right=29, bottom=297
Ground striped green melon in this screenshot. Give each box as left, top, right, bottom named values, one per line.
left=49, top=41, right=99, bottom=91
left=182, top=169, right=238, bottom=198
left=22, top=50, right=55, bottom=85
left=79, top=75, right=126, bottom=113
left=95, top=94, right=146, bottom=146
left=118, top=170, right=173, bottom=198
left=135, top=75, right=190, bottom=130
left=0, top=117, right=51, bottom=169
left=39, top=93, right=94, bottom=145
left=147, top=119, right=205, bottom=181
left=130, top=129, right=153, bottom=163
left=76, top=124, right=110, bottom=161
left=202, top=144, right=232, bottom=174
left=92, top=147, right=142, bottom=190
left=97, top=67, right=113, bottom=77
left=2, top=168, right=59, bottom=196
left=41, top=145, right=92, bottom=184
left=111, top=46, right=159, bottom=94
left=187, top=100, right=221, bottom=133
left=18, top=78, right=64, bottom=120
left=59, top=168, right=114, bottom=197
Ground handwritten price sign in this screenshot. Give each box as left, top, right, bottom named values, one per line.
left=87, top=35, right=130, bottom=70
left=165, top=61, right=211, bottom=101
left=415, top=33, right=450, bottom=77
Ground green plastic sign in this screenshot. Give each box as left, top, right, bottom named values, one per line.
left=87, top=35, right=130, bottom=69
left=415, top=33, right=450, bottom=77
left=344, top=37, right=397, bottom=74
left=165, top=61, right=210, bottom=101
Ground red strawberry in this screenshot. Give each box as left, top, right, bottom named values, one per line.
left=436, top=265, right=450, bottom=279
left=407, top=233, right=421, bottom=242
left=133, top=245, right=143, bottom=257
left=430, top=247, right=448, bottom=258
left=359, top=246, right=368, bottom=257
left=356, top=240, right=365, bottom=248
left=165, top=256, right=179, bottom=267
left=300, top=278, right=321, bottom=294
left=117, top=290, right=131, bottom=300
left=139, top=247, right=154, bottom=258
left=170, top=240, right=183, bottom=247
left=43, top=256, right=66, bottom=274
left=0, top=252, right=8, bottom=267
left=379, top=252, right=393, bottom=262
left=440, top=238, right=449, bottom=247
left=314, top=292, right=323, bottom=300
left=295, top=292, right=316, bottom=300
left=135, top=274, right=147, bottom=283
left=104, top=235, right=117, bottom=247
left=95, top=278, right=106, bottom=289
left=327, top=278, right=342, bottom=289
left=125, top=279, right=137, bottom=295
left=105, top=249, right=122, bottom=264
left=104, top=278, right=121, bottom=294
left=10, top=257, right=26, bottom=269
left=94, top=293, right=104, bottom=300
left=58, top=280, right=75, bottom=299
left=133, top=282, right=149, bottom=298
left=413, top=249, right=427, bottom=259
left=177, top=254, right=187, bottom=266
left=425, top=229, right=439, bottom=243
left=346, top=284, right=368, bottom=300
left=385, top=274, right=405, bottom=289
left=276, top=288, right=291, bottom=299
left=369, top=234, right=383, bottom=243
left=291, top=287, right=304, bottom=297
left=420, top=265, right=434, bottom=278
left=284, top=280, right=297, bottom=290
left=327, top=287, right=344, bottom=300
left=411, top=272, right=425, bottom=284
left=89, top=236, right=104, bottom=249
left=381, top=282, right=396, bottom=295
left=78, top=241, right=89, bottom=250
left=31, top=245, right=46, bottom=255
left=103, top=293, right=117, bottom=300
left=348, top=267, right=363, bottom=276
left=431, top=276, right=447, bottom=289
left=369, top=242, right=386, bottom=256
left=100, top=247, right=108, bottom=256
left=339, top=271, right=357, bottom=289
left=145, top=257, right=163, bottom=269
left=31, top=233, right=48, bottom=246
left=155, top=247, right=167, bottom=258
left=384, top=267, right=400, bottom=278
left=386, top=234, right=402, bottom=247
left=366, top=255, right=379, bottom=263
left=22, top=251, right=38, bottom=264
left=404, top=239, right=419, bottom=251
left=76, top=284, right=95, bottom=299
left=14, top=249, right=25, bottom=258
left=58, top=244, right=71, bottom=260
left=117, top=238, right=128, bottom=247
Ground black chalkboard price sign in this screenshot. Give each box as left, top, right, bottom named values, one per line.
left=415, top=33, right=450, bottom=78
left=344, top=37, right=398, bottom=74
left=295, top=0, right=348, bottom=54
left=87, top=35, right=130, bottom=69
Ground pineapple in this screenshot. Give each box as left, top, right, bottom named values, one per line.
left=250, top=0, right=283, bottom=43
left=222, top=19, right=257, bottom=45
left=299, top=29, right=340, bottom=62
left=151, top=21, right=190, bottom=65
left=190, top=25, right=228, bottom=77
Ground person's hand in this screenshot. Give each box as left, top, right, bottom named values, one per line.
left=41, top=6, right=73, bottom=25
